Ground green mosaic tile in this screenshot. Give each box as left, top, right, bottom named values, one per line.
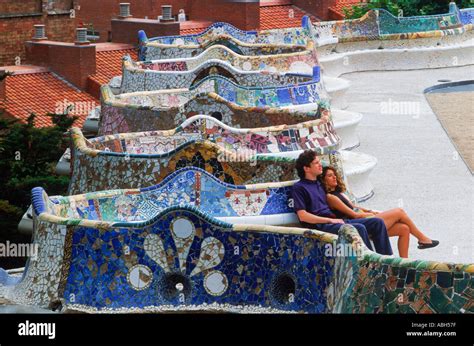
left=429, top=285, right=450, bottom=313
left=399, top=304, right=415, bottom=314
left=454, top=278, right=469, bottom=293
left=386, top=300, right=398, bottom=313
left=452, top=293, right=468, bottom=310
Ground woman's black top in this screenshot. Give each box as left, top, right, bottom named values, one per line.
left=330, top=191, right=354, bottom=218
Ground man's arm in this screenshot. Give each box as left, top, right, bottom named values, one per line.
left=296, top=210, right=344, bottom=224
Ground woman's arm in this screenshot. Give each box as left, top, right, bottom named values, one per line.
left=342, top=193, right=378, bottom=214
left=326, top=194, right=360, bottom=218
left=327, top=194, right=375, bottom=218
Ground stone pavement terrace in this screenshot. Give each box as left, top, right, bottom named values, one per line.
left=345, top=65, right=474, bottom=264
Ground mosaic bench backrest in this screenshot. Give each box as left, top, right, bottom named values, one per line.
left=140, top=31, right=309, bottom=61
left=23, top=189, right=474, bottom=313
left=311, top=3, right=469, bottom=45
left=460, top=8, right=474, bottom=26
left=378, top=6, right=462, bottom=35
left=139, top=23, right=310, bottom=59
left=120, top=55, right=316, bottom=93
left=114, top=71, right=325, bottom=111
left=144, top=22, right=309, bottom=46
left=69, top=134, right=344, bottom=194
left=99, top=84, right=326, bottom=135
left=27, top=191, right=340, bottom=312
left=139, top=42, right=318, bottom=77
left=43, top=167, right=298, bottom=223
left=75, top=114, right=339, bottom=158
left=145, top=22, right=260, bottom=46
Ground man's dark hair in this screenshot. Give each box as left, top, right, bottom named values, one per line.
left=295, top=150, right=318, bottom=179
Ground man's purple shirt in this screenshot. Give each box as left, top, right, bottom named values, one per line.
left=292, top=178, right=335, bottom=218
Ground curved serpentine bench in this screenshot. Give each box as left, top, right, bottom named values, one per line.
left=319, top=41, right=474, bottom=77
left=60, top=113, right=339, bottom=174
left=310, top=4, right=471, bottom=51
left=143, top=21, right=309, bottom=47
left=135, top=42, right=318, bottom=76
left=139, top=23, right=311, bottom=60
left=98, top=74, right=327, bottom=134
left=140, top=32, right=308, bottom=61
left=97, top=73, right=355, bottom=143
left=120, top=55, right=317, bottom=93
left=2, top=176, right=472, bottom=313
left=66, top=128, right=375, bottom=200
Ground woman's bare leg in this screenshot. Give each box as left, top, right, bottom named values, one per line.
left=387, top=223, right=410, bottom=258
left=376, top=208, right=431, bottom=243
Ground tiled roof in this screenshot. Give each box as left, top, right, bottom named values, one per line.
left=89, top=48, right=138, bottom=86
left=260, top=5, right=318, bottom=30
left=180, top=20, right=214, bottom=35
left=330, top=0, right=367, bottom=17
left=180, top=27, right=209, bottom=35
left=2, top=71, right=99, bottom=128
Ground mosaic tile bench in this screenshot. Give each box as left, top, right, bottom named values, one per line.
left=310, top=3, right=471, bottom=49
left=67, top=131, right=347, bottom=193
left=1, top=186, right=472, bottom=313
left=67, top=124, right=377, bottom=199
left=98, top=73, right=327, bottom=135
left=120, top=55, right=318, bottom=93
left=139, top=23, right=310, bottom=61
left=135, top=41, right=318, bottom=78
left=140, top=31, right=308, bottom=61
left=60, top=114, right=339, bottom=175
left=143, top=21, right=309, bottom=47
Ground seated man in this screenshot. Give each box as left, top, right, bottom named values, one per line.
left=292, top=150, right=393, bottom=255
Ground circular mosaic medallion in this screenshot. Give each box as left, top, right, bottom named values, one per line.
left=127, top=264, right=153, bottom=291
left=242, top=61, right=252, bottom=71
left=171, top=217, right=195, bottom=239
left=203, top=270, right=228, bottom=296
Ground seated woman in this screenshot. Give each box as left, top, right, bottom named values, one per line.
left=320, top=166, right=439, bottom=258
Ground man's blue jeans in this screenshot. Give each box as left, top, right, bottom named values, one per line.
left=303, top=217, right=393, bottom=255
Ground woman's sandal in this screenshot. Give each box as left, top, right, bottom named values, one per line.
left=418, top=240, right=439, bottom=249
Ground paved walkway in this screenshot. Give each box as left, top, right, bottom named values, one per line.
left=342, top=65, right=474, bottom=264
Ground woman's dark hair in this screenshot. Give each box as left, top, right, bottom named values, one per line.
left=321, top=166, right=346, bottom=193
left=295, top=150, right=318, bottom=179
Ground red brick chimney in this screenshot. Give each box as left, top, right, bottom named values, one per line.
left=25, top=25, right=96, bottom=90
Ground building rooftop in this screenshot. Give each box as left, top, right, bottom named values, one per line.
left=260, top=4, right=319, bottom=30
left=88, top=44, right=138, bottom=86
left=1, top=67, right=98, bottom=128
left=330, top=0, right=367, bottom=18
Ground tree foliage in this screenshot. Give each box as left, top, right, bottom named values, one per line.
left=0, top=110, right=77, bottom=215
left=342, top=0, right=473, bottom=19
